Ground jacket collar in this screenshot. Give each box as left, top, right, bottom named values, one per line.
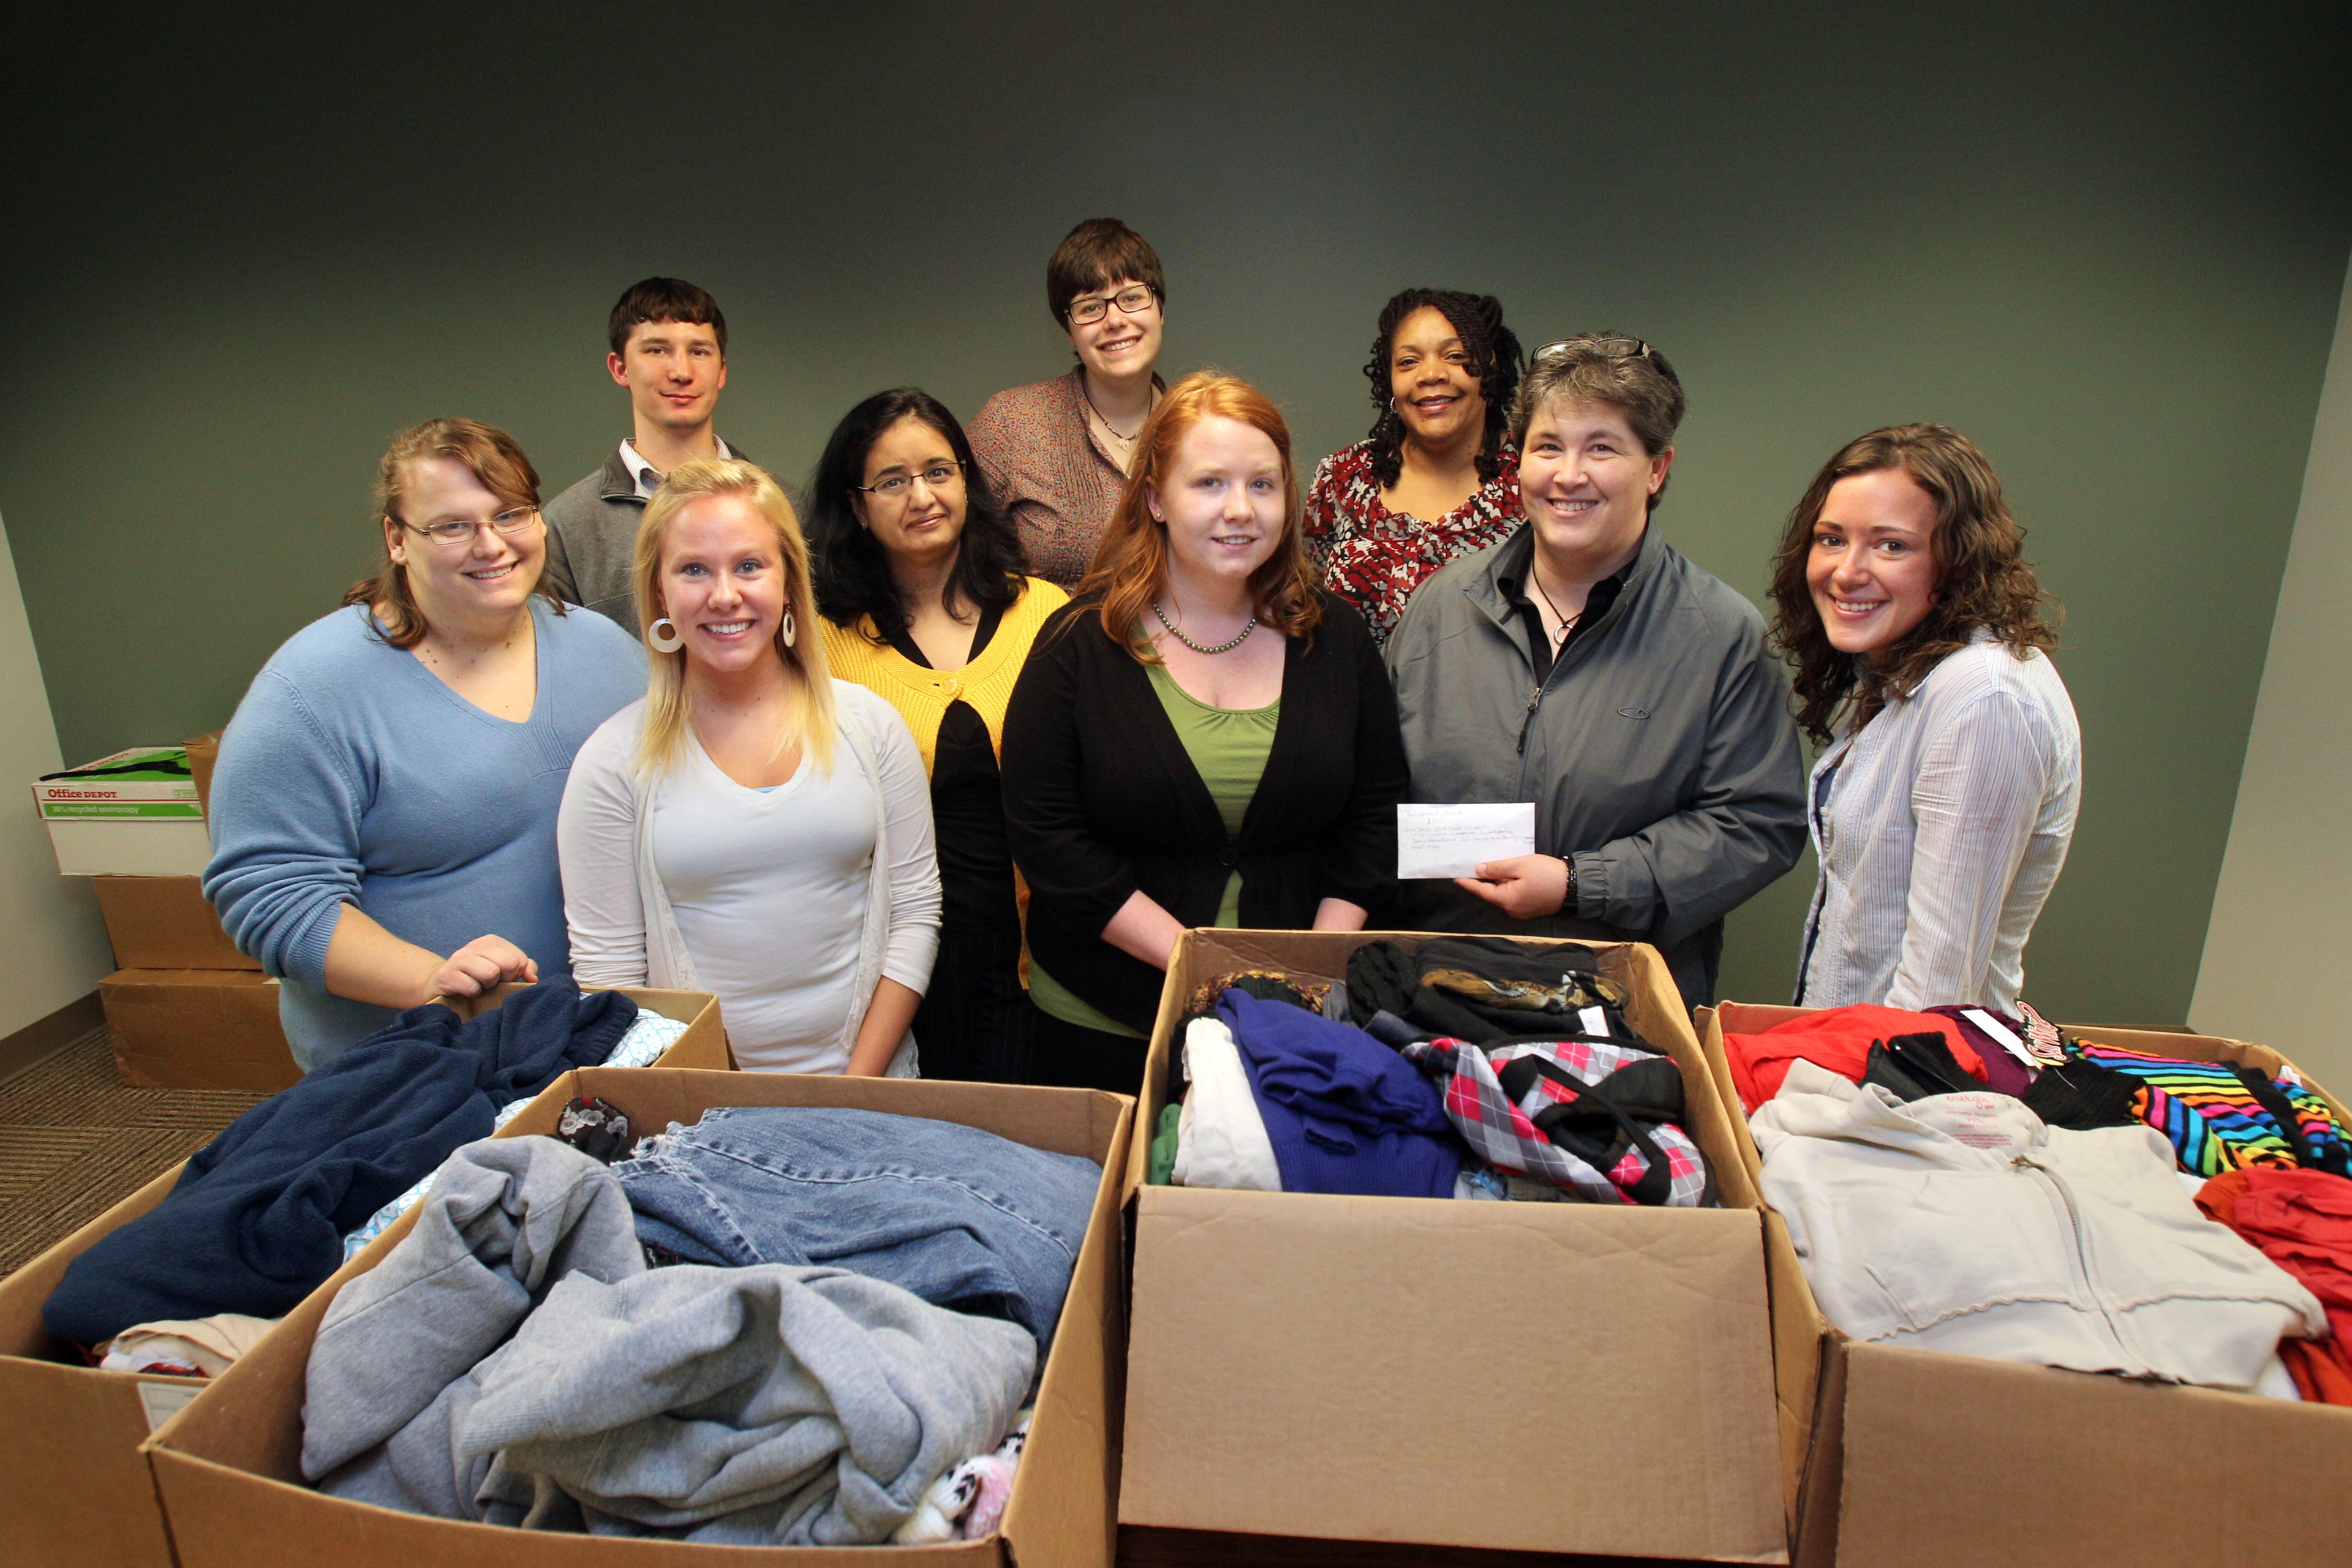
left=1464, top=521, right=1665, bottom=635
left=597, top=445, right=639, bottom=504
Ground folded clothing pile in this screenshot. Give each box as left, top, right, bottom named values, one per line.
left=303, top=1106, right=1102, bottom=1545
left=2026, top=1043, right=2350, bottom=1177
left=2197, top=1168, right=2352, bottom=1403
left=1722, top=1003, right=1991, bottom=1113
left=98, top=1314, right=277, bottom=1377
left=1754, top=1060, right=2328, bottom=1390
left=45, top=979, right=638, bottom=1346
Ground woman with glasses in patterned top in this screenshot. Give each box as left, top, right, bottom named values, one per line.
left=1305, top=288, right=1526, bottom=644
left=968, top=217, right=1171, bottom=590
left=807, top=388, right=1069, bottom=1085
left=204, top=419, right=645, bottom=1070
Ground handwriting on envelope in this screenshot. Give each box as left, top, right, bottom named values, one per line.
left=1396, top=802, right=1537, bottom=880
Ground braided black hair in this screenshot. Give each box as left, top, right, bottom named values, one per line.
left=1360, top=288, right=1523, bottom=489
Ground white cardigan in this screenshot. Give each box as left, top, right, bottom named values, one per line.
left=557, top=682, right=941, bottom=1074
left=1752, top=1061, right=2322, bottom=1387
left=1797, top=632, right=2080, bottom=1012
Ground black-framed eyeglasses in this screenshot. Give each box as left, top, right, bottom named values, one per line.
left=1066, top=285, right=1158, bottom=326
left=399, top=506, right=541, bottom=547
left=1532, top=335, right=1651, bottom=363
left=851, top=461, right=964, bottom=500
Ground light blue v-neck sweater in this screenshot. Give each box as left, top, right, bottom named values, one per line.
left=203, top=598, right=644, bottom=1068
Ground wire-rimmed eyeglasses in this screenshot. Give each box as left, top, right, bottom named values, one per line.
left=399, top=507, right=541, bottom=548
left=851, top=461, right=965, bottom=500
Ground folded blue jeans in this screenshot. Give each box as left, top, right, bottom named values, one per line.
left=613, top=1106, right=1101, bottom=1352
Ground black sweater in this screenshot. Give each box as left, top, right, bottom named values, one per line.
left=1002, top=590, right=1407, bottom=1033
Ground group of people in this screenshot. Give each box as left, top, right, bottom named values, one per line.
left=203, top=217, right=2083, bottom=1098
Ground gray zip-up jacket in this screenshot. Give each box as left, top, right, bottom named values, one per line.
left=543, top=441, right=749, bottom=635
left=1384, top=526, right=1805, bottom=1005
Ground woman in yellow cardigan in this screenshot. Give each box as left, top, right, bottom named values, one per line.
left=810, top=388, right=1069, bottom=1082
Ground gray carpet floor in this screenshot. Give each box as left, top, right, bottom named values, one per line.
left=0, top=1028, right=261, bottom=1280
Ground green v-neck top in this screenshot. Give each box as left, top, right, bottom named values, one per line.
left=1027, top=658, right=1281, bottom=1039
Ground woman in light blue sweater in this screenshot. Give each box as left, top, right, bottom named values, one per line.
left=205, top=419, right=644, bottom=1069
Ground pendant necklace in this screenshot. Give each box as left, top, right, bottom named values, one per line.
left=1531, top=570, right=1583, bottom=653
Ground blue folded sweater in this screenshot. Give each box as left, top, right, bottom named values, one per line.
left=43, top=979, right=636, bottom=1344
left=1217, top=989, right=1460, bottom=1199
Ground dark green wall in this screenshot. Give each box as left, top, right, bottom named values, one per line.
left=3, top=2, right=2346, bottom=1021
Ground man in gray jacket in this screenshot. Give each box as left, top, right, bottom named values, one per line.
left=1385, top=334, right=1804, bottom=1007
left=542, top=277, right=746, bottom=632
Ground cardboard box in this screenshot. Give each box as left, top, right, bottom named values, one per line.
left=1119, top=930, right=1786, bottom=1564
left=34, top=745, right=211, bottom=876
left=184, top=729, right=221, bottom=813
left=145, top=1066, right=1132, bottom=1568
left=100, top=968, right=299, bottom=1092
left=1695, top=1003, right=2352, bottom=1568
left=0, top=986, right=727, bottom=1568
left=92, top=875, right=258, bottom=970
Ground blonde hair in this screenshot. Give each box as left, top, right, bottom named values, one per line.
left=631, top=458, right=837, bottom=776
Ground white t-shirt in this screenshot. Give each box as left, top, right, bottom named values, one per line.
left=558, top=682, right=943, bottom=1074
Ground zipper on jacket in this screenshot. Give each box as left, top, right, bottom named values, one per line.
left=2014, top=1153, right=2136, bottom=1373
left=1515, top=685, right=1544, bottom=754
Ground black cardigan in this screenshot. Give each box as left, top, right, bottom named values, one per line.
left=1001, top=590, right=1408, bottom=1033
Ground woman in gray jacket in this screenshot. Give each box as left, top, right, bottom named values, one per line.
left=1382, top=334, right=1806, bottom=1006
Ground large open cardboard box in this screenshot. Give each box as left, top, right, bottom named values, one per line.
left=1118, top=930, right=1786, bottom=1564
left=0, top=984, right=725, bottom=1568
left=1696, top=1001, right=2352, bottom=1568
left=143, top=1065, right=1132, bottom=1568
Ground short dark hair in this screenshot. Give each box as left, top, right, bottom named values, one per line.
left=1046, top=218, right=1166, bottom=326
left=807, top=389, right=1030, bottom=641
left=1360, top=288, right=1523, bottom=488
left=608, top=277, right=726, bottom=358
left=1512, top=333, right=1687, bottom=508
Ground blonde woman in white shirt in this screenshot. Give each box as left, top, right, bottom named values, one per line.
left=557, top=458, right=941, bottom=1074
left=1768, top=424, right=2079, bottom=1013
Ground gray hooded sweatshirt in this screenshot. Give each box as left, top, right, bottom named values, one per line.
left=303, top=1135, right=1035, bottom=1545
left=1384, top=526, right=1806, bottom=1005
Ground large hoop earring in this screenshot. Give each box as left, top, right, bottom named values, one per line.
left=780, top=609, right=796, bottom=649
left=648, top=617, right=684, bottom=654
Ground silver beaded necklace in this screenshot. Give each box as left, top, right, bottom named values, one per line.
left=1153, top=599, right=1257, bottom=655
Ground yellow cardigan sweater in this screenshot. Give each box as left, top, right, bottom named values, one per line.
left=818, top=576, right=1070, bottom=772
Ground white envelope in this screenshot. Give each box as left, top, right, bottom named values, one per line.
left=1396, top=802, right=1537, bottom=880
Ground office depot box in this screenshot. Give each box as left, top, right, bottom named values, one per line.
left=92, top=875, right=257, bottom=970
left=1120, top=930, right=1785, bottom=1564
left=0, top=985, right=725, bottom=1568
left=145, top=1066, right=1131, bottom=1568
left=1696, top=1003, right=2352, bottom=1568
left=34, top=745, right=211, bottom=876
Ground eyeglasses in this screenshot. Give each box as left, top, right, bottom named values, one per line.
left=1532, top=336, right=1652, bottom=363
left=1066, top=285, right=1158, bottom=326
left=399, top=507, right=541, bottom=547
left=851, top=461, right=965, bottom=500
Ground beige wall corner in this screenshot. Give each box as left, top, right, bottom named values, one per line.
left=0, top=509, right=113, bottom=1034
left=2191, top=253, right=2352, bottom=1085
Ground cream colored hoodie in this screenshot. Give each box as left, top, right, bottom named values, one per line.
left=1751, top=1060, right=2324, bottom=1387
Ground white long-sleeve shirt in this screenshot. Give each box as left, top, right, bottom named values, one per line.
left=559, top=682, right=941, bottom=1073
left=1796, top=631, right=2080, bottom=1012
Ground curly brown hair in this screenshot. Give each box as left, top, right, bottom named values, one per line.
left=1078, top=370, right=1321, bottom=658
left=1766, top=423, right=2060, bottom=745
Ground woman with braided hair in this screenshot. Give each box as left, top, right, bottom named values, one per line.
left=1303, top=288, right=1525, bottom=643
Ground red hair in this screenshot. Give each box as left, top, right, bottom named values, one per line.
left=1078, top=371, right=1322, bottom=658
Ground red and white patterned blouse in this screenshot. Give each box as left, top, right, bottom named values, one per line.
left=1302, top=439, right=1523, bottom=644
